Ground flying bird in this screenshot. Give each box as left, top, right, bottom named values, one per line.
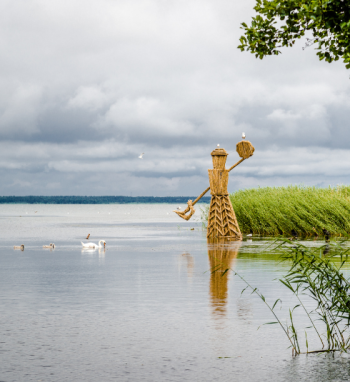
left=139, top=153, right=144, bottom=159
left=242, top=132, right=246, bottom=139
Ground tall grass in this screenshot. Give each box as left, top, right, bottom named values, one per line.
left=278, top=240, right=350, bottom=353
left=228, top=185, right=350, bottom=236
left=220, top=240, right=350, bottom=355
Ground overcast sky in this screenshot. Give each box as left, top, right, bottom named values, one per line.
left=1, top=0, right=349, bottom=196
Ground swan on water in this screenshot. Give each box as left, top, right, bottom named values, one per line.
left=43, top=243, right=55, bottom=249
left=81, top=240, right=106, bottom=249
left=14, top=245, right=24, bottom=251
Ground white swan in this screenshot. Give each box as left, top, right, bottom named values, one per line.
left=14, top=244, right=24, bottom=251
left=81, top=240, right=106, bottom=249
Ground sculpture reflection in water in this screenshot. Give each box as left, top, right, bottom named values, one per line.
left=207, top=238, right=241, bottom=319
left=180, top=252, right=194, bottom=279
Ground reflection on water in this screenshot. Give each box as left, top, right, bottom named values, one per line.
left=207, top=238, right=241, bottom=319
left=2, top=204, right=350, bottom=381
left=180, top=252, right=194, bottom=279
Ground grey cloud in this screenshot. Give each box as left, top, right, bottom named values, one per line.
left=0, top=0, right=349, bottom=195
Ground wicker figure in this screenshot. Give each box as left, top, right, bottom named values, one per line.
left=207, top=148, right=242, bottom=239
left=174, top=137, right=254, bottom=239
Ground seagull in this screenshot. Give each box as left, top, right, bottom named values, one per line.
left=217, top=144, right=220, bottom=147
left=242, top=132, right=246, bottom=139
left=139, top=153, right=144, bottom=159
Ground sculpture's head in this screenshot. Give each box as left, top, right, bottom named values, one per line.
left=211, top=148, right=228, bottom=170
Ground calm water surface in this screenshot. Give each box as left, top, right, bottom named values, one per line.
left=1, top=204, right=350, bottom=382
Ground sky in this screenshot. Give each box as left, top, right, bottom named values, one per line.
left=1, top=0, right=350, bottom=196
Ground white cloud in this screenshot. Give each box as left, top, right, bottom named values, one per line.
left=67, top=86, right=110, bottom=111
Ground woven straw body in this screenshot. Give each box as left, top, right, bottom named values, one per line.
left=207, top=194, right=242, bottom=239
left=207, top=166, right=242, bottom=239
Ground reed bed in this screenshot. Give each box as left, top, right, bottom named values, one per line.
left=220, top=240, right=350, bottom=355
left=228, top=185, right=350, bottom=237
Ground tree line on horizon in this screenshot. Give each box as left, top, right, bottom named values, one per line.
left=0, top=196, right=211, bottom=204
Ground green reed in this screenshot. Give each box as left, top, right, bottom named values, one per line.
left=278, top=240, right=350, bottom=353
left=218, top=239, right=350, bottom=355
left=228, top=185, right=350, bottom=236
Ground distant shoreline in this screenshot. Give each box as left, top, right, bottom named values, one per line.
left=0, top=196, right=211, bottom=204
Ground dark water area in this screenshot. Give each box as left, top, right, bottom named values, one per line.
left=1, top=204, right=350, bottom=381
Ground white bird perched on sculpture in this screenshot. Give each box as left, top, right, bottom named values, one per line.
left=138, top=153, right=144, bottom=159
left=81, top=240, right=106, bottom=249
left=242, top=132, right=246, bottom=139
left=217, top=144, right=220, bottom=147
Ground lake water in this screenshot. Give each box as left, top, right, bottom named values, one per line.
left=1, top=204, right=350, bottom=382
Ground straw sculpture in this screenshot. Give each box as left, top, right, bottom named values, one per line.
left=174, top=139, right=255, bottom=239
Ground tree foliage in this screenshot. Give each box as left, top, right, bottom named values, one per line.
left=238, top=0, right=350, bottom=68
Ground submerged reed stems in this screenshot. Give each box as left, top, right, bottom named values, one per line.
left=217, top=239, right=350, bottom=355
